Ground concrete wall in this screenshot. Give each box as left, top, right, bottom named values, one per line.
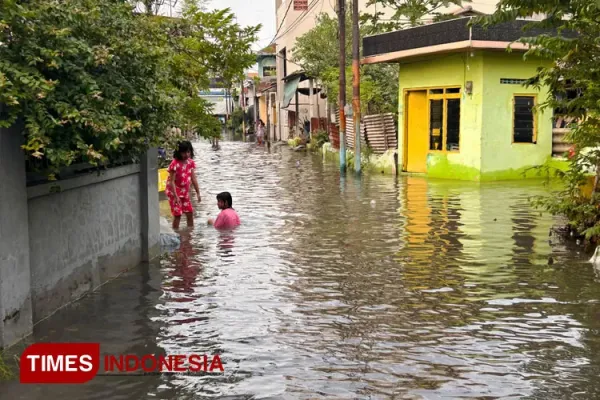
left=0, top=126, right=159, bottom=348
left=258, top=56, right=276, bottom=78
left=27, top=166, right=143, bottom=321
left=0, top=124, right=33, bottom=349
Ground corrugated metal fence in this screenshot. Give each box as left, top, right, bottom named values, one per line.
left=552, top=116, right=573, bottom=157
left=333, top=110, right=397, bottom=154
left=363, top=113, right=397, bottom=153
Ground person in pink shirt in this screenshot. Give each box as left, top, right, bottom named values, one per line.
left=207, top=192, right=241, bottom=229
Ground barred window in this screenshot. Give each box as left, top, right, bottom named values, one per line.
left=513, top=96, right=536, bottom=143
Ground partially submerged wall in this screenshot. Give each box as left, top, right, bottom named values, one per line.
left=0, top=125, right=159, bottom=348
left=398, top=52, right=484, bottom=177
left=397, top=51, right=553, bottom=181
left=27, top=166, right=143, bottom=321
left=0, top=123, right=33, bottom=349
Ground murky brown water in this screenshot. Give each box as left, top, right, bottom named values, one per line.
left=3, top=140, right=600, bottom=399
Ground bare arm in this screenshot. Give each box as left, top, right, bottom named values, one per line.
left=168, top=170, right=180, bottom=204
left=191, top=172, right=201, bottom=202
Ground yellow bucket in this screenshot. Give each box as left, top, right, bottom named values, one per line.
left=581, top=175, right=596, bottom=199
left=158, top=168, right=169, bottom=192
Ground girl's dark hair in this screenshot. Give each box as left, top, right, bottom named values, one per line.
left=173, top=141, right=194, bottom=160
left=216, top=192, right=233, bottom=208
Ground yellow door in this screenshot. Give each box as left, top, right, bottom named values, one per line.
left=405, top=91, right=429, bottom=173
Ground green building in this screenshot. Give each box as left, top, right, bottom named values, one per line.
left=363, top=18, right=563, bottom=181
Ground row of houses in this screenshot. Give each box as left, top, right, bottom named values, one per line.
left=262, top=0, right=572, bottom=181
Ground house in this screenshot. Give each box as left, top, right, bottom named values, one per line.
left=199, top=78, right=235, bottom=121
left=256, top=47, right=278, bottom=136
left=274, top=0, right=391, bottom=140
left=362, top=17, right=565, bottom=181
left=273, top=0, right=504, bottom=141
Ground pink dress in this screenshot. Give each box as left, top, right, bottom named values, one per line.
left=166, top=159, right=196, bottom=216
left=213, top=208, right=241, bottom=229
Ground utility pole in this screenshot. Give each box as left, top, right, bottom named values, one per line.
left=266, top=90, right=271, bottom=147
left=352, top=0, right=361, bottom=174
left=337, top=0, right=347, bottom=172
left=253, top=81, right=258, bottom=126
left=241, top=81, right=246, bottom=141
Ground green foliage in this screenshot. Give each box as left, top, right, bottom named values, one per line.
left=0, top=351, right=14, bottom=381
left=314, top=129, right=329, bottom=148
left=1, top=0, right=169, bottom=173
left=361, top=0, right=463, bottom=34
left=480, top=1, right=600, bottom=240
left=0, top=0, right=258, bottom=176
left=228, top=108, right=245, bottom=133
left=292, top=13, right=351, bottom=80
left=176, top=97, right=222, bottom=138
left=291, top=12, right=398, bottom=115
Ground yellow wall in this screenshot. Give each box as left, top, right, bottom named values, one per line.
left=398, top=51, right=554, bottom=180
left=398, top=53, right=484, bottom=176
left=480, top=52, right=553, bottom=174
left=259, top=96, right=268, bottom=123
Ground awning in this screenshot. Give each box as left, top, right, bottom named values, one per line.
left=282, top=76, right=300, bottom=109
left=297, top=87, right=322, bottom=96
left=282, top=70, right=310, bottom=83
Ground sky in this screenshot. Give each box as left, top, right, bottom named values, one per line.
left=206, top=0, right=276, bottom=51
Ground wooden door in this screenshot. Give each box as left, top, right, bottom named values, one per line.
left=405, top=91, right=429, bottom=173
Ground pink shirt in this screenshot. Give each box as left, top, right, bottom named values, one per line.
left=213, top=208, right=241, bottom=229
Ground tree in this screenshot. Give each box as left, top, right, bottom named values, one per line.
left=156, top=1, right=259, bottom=138
left=134, top=0, right=179, bottom=15
left=0, top=0, right=173, bottom=175
left=291, top=12, right=398, bottom=115
left=0, top=0, right=258, bottom=177
left=361, top=0, right=463, bottom=34
left=479, top=1, right=600, bottom=240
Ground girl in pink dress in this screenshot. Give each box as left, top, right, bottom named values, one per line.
left=166, top=141, right=201, bottom=229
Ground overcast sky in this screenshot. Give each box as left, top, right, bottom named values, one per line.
left=206, top=0, right=276, bottom=51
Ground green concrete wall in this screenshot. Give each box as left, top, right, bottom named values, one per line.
left=480, top=52, right=553, bottom=177
left=398, top=53, right=484, bottom=177
left=397, top=51, right=554, bottom=181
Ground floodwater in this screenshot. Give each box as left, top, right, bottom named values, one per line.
left=3, top=140, right=600, bottom=399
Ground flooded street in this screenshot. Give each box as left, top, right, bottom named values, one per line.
left=4, top=139, right=600, bottom=399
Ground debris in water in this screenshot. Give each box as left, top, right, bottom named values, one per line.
left=548, top=256, right=554, bottom=265
left=296, top=161, right=300, bottom=168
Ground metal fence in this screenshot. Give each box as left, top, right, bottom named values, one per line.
left=334, top=110, right=397, bottom=154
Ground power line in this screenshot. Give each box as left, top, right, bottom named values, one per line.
left=269, top=0, right=294, bottom=45
left=274, top=52, right=304, bottom=69
left=275, top=0, right=322, bottom=42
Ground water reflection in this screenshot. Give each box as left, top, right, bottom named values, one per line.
left=3, top=140, right=600, bottom=399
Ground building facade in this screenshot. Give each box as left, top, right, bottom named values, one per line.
left=273, top=0, right=502, bottom=141
left=363, top=18, right=560, bottom=181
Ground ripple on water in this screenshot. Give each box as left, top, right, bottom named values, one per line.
left=3, top=139, right=600, bottom=399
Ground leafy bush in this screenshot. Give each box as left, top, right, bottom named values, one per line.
left=481, top=0, right=600, bottom=241
left=0, top=0, right=258, bottom=178
left=313, top=130, right=329, bottom=148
